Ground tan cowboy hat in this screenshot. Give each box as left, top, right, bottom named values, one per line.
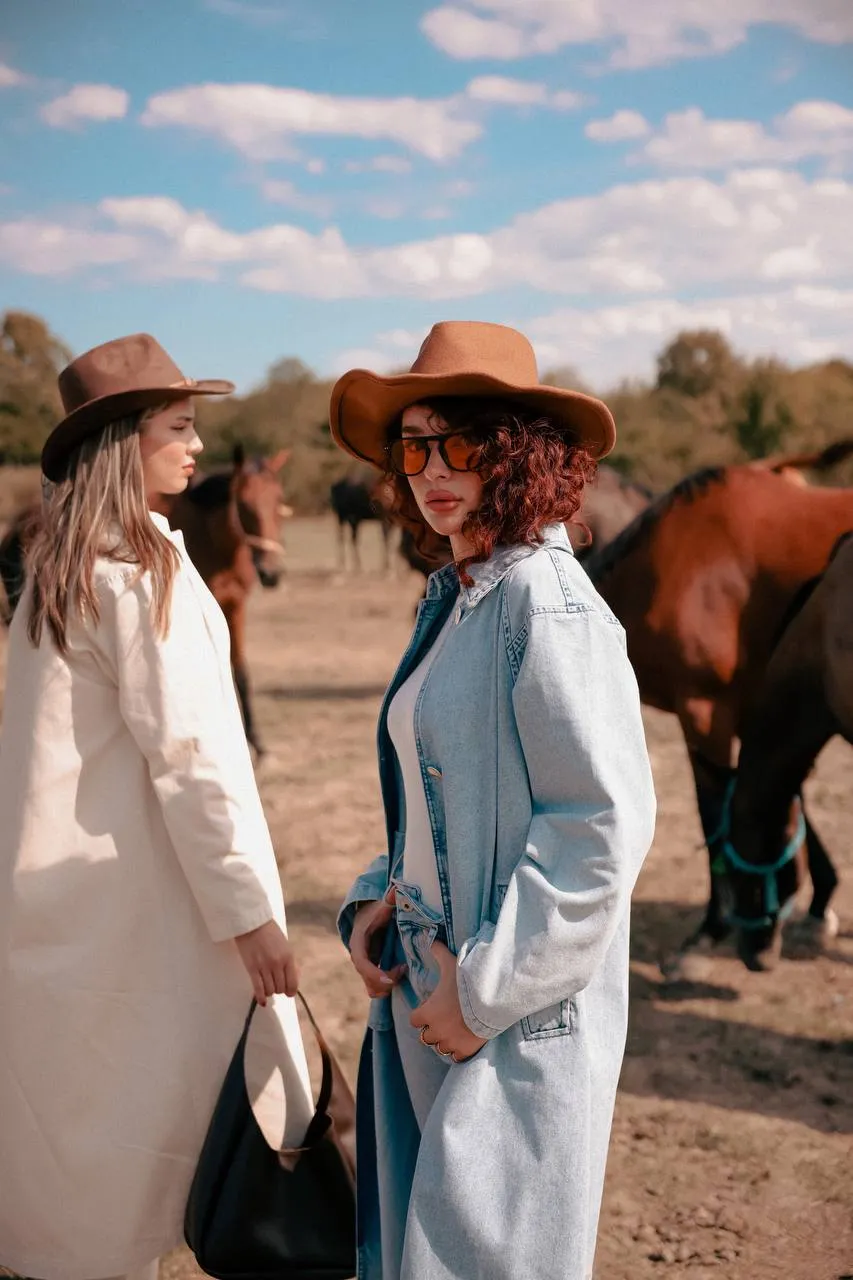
left=42, top=332, right=235, bottom=482
left=329, top=320, right=615, bottom=467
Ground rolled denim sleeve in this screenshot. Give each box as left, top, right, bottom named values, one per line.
left=337, top=853, right=389, bottom=951
left=456, top=608, right=656, bottom=1039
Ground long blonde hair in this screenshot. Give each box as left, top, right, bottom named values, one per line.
left=26, top=409, right=180, bottom=652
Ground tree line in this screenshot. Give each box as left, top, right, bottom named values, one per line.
left=2, top=309, right=852, bottom=511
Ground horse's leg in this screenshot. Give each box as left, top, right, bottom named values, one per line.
left=660, top=699, right=737, bottom=977
left=380, top=521, right=392, bottom=576
left=336, top=518, right=346, bottom=572
left=783, top=814, right=841, bottom=951
left=687, top=746, right=736, bottom=945
left=224, top=597, right=264, bottom=758
left=351, top=521, right=362, bottom=574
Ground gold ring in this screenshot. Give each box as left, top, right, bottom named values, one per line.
left=435, top=1045, right=453, bottom=1058
left=419, top=1024, right=431, bottom=1046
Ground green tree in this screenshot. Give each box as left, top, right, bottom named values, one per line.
left=732, top=361, right=794, bottom=459
left=0, top=311, right=72, bottom=463
left=656, top=329, right=739, bottom=399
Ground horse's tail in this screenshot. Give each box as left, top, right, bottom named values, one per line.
left=752, top=438, right=853, bottom=478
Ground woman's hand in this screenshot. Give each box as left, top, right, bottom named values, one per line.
left=349, top=894, right=407, bottom=998
left=234, top=919, right=300, bottom=1005
left=410, top=939, right=488, bottom=1063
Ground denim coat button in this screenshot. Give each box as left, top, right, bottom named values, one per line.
left=426, top=766, right=442, bottom=778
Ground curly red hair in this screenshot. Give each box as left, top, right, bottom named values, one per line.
left=383, top=396, right=597, bottom=586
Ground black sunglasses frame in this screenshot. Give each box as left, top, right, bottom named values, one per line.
left=384, top=431, right=487, bottom=477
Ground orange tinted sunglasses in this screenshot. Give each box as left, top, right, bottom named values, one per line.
left=386, top=432, right=486, bottom=477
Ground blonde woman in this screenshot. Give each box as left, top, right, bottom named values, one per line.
left=0, top=335, right=311, bottom=1280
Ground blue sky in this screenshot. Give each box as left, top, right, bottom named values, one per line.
left=2, top=0, right=853, bottom=393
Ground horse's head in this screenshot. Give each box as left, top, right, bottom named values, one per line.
left=230, top=445, right=292, bottom=588
left=723, top=792, right=808, bottom=972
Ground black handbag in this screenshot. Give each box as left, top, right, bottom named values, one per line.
left=185, top=994, right=357, bottom=1280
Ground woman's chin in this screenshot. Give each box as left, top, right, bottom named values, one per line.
left=422, top=511, right=466, bottom=539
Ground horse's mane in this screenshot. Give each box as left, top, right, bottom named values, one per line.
left=185, top=472, right=233, bottom=510
left=584, top=465, right=727, bottom=584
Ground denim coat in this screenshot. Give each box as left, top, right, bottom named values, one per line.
left=338, top=524, right=656, bottom=1280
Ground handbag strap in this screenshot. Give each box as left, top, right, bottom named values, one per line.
left=243, top=993, right=336, bottom=1129
left=296, top=991, right=336, bottom=1123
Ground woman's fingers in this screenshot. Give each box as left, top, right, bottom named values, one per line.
left=283, top=954, right=300, bottom=997
left=351, top=946, right=407, bottom=998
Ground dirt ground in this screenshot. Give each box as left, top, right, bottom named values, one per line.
left=4, top=515, right=852, bottom=1280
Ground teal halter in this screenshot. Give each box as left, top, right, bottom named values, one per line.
left=709, top=781, right=805, bottom=931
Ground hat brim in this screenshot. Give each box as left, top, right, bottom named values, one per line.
left=41, top=379, right=234, bottom=482
left=330, top=369, right=616, bottom=468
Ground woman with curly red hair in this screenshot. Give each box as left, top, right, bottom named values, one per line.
left=330, top=321, right=656, bottom=1280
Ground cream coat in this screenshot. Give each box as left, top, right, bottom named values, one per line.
left=0, top=513, right=312, bottom=1280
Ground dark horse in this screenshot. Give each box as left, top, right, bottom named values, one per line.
left=330, top=465, right=394, bottom=572
left=167, top=444, right=290, bottom=756
left=0, top=444, right=290, bottom=758
left=582, top=441, right=853, bottom=975
left=721, top=533, right=853, bottom=971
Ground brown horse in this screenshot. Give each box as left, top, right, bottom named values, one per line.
left=0, top=444, right=291, bottom=758
left=722, top=533, right=853, bottom=971
left=168, top=444, right=291, bottom=756
left=583, top=441, right=853, bottom=972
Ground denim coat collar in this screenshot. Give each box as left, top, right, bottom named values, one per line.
left=425, top=522, right=573, bottom=607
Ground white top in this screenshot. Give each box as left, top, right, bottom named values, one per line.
left=387, top=603, right=458, bottom=914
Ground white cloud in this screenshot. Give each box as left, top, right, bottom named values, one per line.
left=2, top=169, right=851, bottom=310
left=524, top=286, right=853, bottom=387
left=260, top=179, right=334, bottom=217
left=421, top=1, right=853, bottom=70
left=330, top=346, right=401, bottom=375
left=305, top=158, right=326, bottom=175
left=0, top=218, right=142, bottom=275
left=551, top=90, right=588, bottom=110
left=465, top=75, right=547, bottom=106
left=140, top=77, right=586, bottom=168
left=586, top=110, right=651, bottom=142
left=636, top=101, right=853, bottom=170
left=141, top=83, right=482, bottom=162
left=421, top=6, right=526, bottom=58
left=0, top=62, right=30, bottom=88
left=464, top=76, right=587, bottom=109
left=98, top=196, right=246, bottom=278
left=344, top=155, right=413, bottom=174
left=40, top=84, right=129, bottom=128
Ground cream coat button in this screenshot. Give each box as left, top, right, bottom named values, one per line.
left=427, top=766, right=442, bottom=778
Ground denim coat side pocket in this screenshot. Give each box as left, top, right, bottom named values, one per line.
left=521, top=997, right=577, bottom=1041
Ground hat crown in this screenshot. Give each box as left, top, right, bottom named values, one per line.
left=410, top=321, right=539, bottom=385
left=58, top=333, right=185, bottom=416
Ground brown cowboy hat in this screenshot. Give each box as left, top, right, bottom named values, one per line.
left=329, top=320, right=615, bottom=467
left=42, top=332, right=235, bottom=482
